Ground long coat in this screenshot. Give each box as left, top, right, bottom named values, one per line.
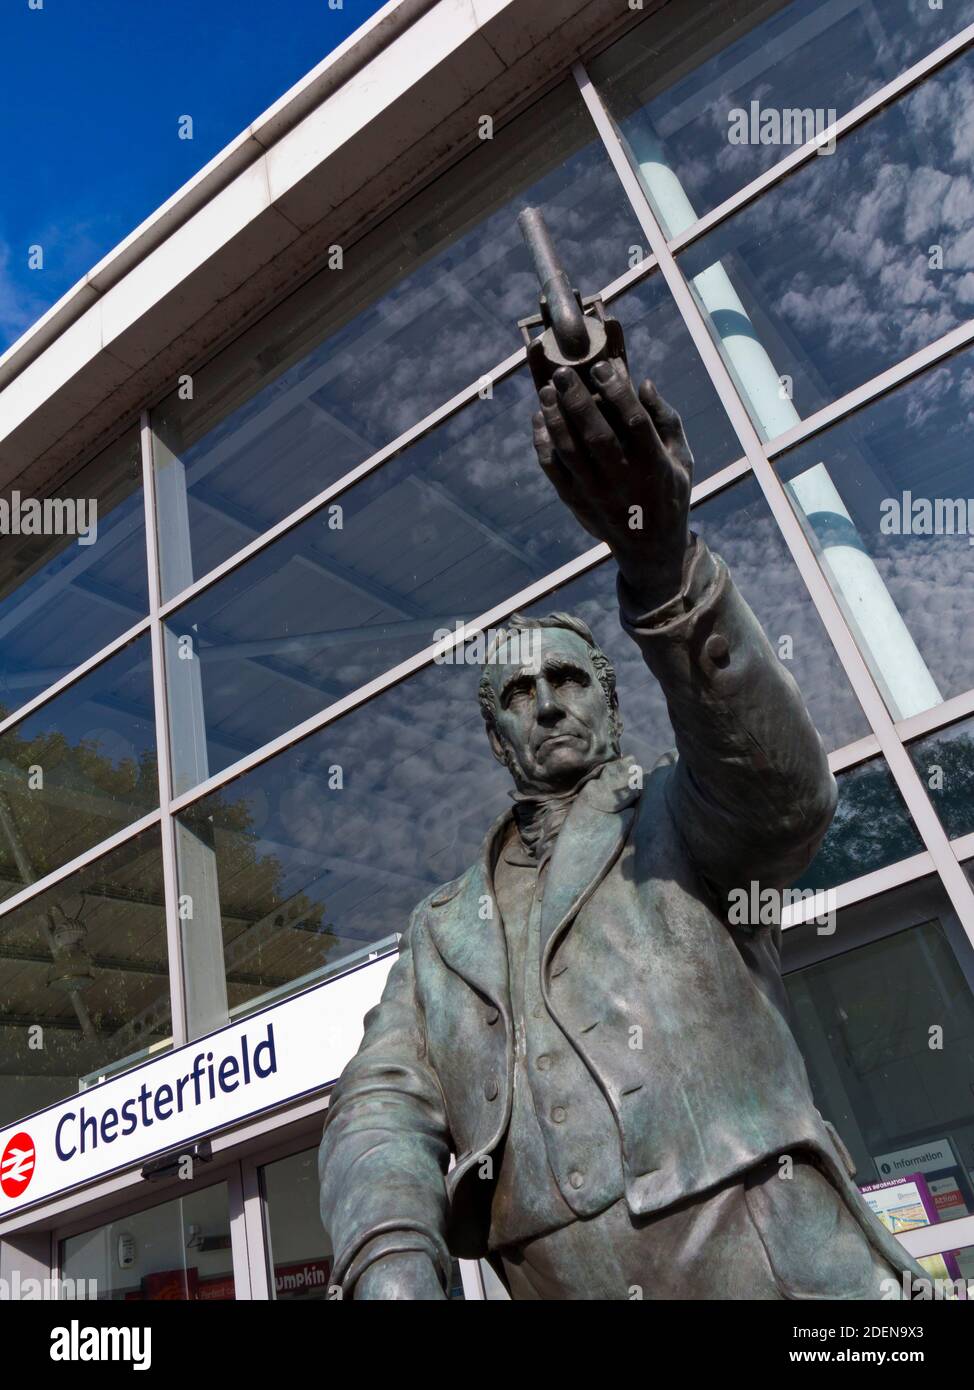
left=318, top=539, right=923, bottom=1293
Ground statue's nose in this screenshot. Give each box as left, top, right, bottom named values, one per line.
left=534, top=679, right=563, bottom=722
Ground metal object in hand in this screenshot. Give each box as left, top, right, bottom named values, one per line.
left=516, top=206, right=627, bottom=394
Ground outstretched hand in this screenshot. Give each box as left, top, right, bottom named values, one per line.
left=532, top=359, right=693, bottom=611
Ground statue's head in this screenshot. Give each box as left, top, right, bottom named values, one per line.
left=478, top=613, right=623, bottom=795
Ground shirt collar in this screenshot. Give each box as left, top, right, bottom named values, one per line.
left=506, top=758, right=613, bottom=864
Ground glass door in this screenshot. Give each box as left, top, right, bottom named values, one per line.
left=58, top=1178, right=237, bottom=1301
left=257, top=1139, right=468, bottom=1299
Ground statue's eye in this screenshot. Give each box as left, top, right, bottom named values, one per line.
left=504, top=681, right=532, bottom=708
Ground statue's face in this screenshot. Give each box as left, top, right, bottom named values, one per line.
left=485, top=626, right=618, bottom=794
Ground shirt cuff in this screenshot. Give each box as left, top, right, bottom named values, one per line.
left=342, top=1230, right=449, bottom=1297
left=617, top=534, right=718, bottom=633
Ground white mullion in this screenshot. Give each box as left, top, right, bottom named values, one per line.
left=0, top=808, right=162, bottom=924
left=141, top=413, right=189, bottom=1047
left=828, top=735, right=882, bottom=775
left=895, top=688, right=974, bottom=744
left=0, top=615, right=152, bottom=739
left=781, top=852, right=934, bottom=931
left=240, top=1157, right=272, bottom=1300
left=766, top=319, right=974, bottom=461
left=952, top=832, right=974, bottom=864
left=227, top=1161, right=254, bottom=1300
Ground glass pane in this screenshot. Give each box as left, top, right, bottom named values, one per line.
left=611, top=273, right=739, bottom=481
left=910, top=716, right=974, bottom=841
left=60, top=1181, right=234, bottom=1301
left=174, top=658, right=511, bottom=1035
left=524, top=476, right=868, bottom=757
left=0, top=636, right=157, bottom=898
left=678, top=49, right=974, bottom=434
left=262, top=1146, right=333, bottom=1300
left=0, top=827, right=171, bottom=1129
left=0, top=431, right=147, bottom=713
left=794, top=758, right=923, bottom=892
left=590, top=0, right=974, bottom=234
left=151, top=79, right=643, bottom=598
left=776, top=350, right=974, bottom=719
left=262, top=1146, right=468, bottom=1304
left=782, top=879, right=974, bottom=1209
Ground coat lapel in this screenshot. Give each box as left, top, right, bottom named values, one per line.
left=426, top=759, right=642, bottom=1006
left=539, top=757, right=641, bottom=969
left=426, top=810, right=511, bottom=1011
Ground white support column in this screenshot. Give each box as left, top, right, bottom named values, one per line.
left=627, top=121, right=942, bottom=721
left=143, top=419, right=228, bottom=1044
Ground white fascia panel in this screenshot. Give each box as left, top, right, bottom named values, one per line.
left=266, top=0, right=507, bottom=223
left=100, top=160, right=292, bottom=365
left=471, top=0, right=589, bottom=64
left=0, top=282, right=99, bottom=391
left=0, top=310, right=128, bottom=451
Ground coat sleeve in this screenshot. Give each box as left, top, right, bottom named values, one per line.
left=318, top=905, right=454, bottom=1295
left=618, top=533, right=838, bottom=906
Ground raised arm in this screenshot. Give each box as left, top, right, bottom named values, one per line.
left=533, top=359, right=836, bottom=904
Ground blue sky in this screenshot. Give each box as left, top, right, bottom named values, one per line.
left=0, top=0, right=389, bottom=354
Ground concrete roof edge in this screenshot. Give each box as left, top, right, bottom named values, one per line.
left=0, top=0, right=438, bottom=395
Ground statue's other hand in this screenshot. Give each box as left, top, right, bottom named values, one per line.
left=354, top=1250, right=448, bottom=1300
left=533, top=358, right=692, bottom=610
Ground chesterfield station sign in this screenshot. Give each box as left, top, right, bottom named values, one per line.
left=0, top=952, right=394, bottom=1217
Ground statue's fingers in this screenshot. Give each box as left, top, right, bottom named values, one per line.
left=638, top=378, right=693, bottom=477
left=539, top=384, right=591, bottom=483
left=553, top=366, right=624, bottom=469
left=637, top=379, right=686, bottom=447
left=591, top=359, right=665, bottom=461
left=533, top=412, right=575, bottom=500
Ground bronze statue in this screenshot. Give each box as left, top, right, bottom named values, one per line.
left=318, top=213, right=923, bottom=1299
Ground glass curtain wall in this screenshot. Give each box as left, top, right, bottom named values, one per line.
left=4, top=1, right=974, bottom=1262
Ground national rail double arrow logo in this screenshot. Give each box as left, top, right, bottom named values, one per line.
left=1, top=1131, right=36, bottom=1198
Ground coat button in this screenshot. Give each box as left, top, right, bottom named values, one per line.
left=551, top=1105, right=567, bottom=1123
left=484, top=1078, right=499, bottom=1102
left=705, top=633, right=730, bottom=667
left=569, top=1171, right=584, bottom=1189
left=484, top=1006, right=499, bottom=1025
left=536, top=1054, right=552, bottom=1071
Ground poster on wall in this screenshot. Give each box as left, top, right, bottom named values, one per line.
left=926, top=1171, right=972, bottom=1222
left=858, top=1171, right=938, bottom=1233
